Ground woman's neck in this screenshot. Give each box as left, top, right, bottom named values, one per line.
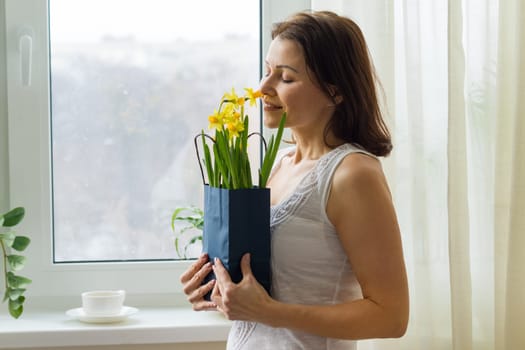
left=290, top=130, right=344, bottom=163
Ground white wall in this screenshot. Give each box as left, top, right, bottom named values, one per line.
left=3, top=343, right=226, bottom=350
left=0, top=0, right=10, bottom=213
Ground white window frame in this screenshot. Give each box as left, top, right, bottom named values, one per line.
left=2, top=0, right=310, bottom=304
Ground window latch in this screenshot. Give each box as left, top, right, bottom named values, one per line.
left=18, top=29, right=33, bottom=87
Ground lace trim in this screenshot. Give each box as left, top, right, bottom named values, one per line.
left=270, top=144, right=355, bottom=228
left=227, top=321, right=257, bottom=350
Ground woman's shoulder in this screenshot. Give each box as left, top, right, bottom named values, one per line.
left=332, top=148, right=386, bottom=191
left=327, top=147, right=392, bottom=226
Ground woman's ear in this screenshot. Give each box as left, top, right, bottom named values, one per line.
left=333, top=95, right=343, bottom=105
left=327, top=85, right=343, bottom=105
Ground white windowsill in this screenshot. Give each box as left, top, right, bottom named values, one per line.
left=0, top=306, right=231, bottom=349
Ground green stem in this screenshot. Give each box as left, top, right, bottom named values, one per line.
left=0, top=240, right=8, bottom=291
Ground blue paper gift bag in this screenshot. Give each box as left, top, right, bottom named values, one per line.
left=202, top=185, right=272, bottom=299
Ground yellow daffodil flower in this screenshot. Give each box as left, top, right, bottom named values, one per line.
left=222, top=88, right=236, bottom=100
left=226, top=119, right=245, bottom=139
left=244, top=88, right=263, bottom=106
left=220, top=104, right=237, bottom=124
left=223, top=88, right=248, bottom=107
left=208, top=109, right=224, bottom=130
left=199, top=86, right=286, bottom=189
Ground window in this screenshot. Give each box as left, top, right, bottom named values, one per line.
left=2, top=0, right=309, bottom=300
left=49, top=0, right=260, bottom=262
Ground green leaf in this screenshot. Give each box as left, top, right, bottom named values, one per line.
left=216, top=130, right=238, bottom=188
left=2, top=207, right=25, bottom=227
left=174, top=237, right=180, bottom=255
left=5, top=288, right=26, bottom=301
left=0, top=215, right=4, bottom=226
left=7, top=272, right=32, bottom=289
left=171, top=207, right=187, bottom=231
left=201, top=131, right=215, bottom=187
left=184, top=235, right=203, bottom=257
left=178, top=226, right=194, bottom=235
left=260, top=113, right=286, bottom=187
left=8, top=296, right=25, bottom=319
left=12, top=236, right=30, bottom=251
left=7, top=255, right=27, bottom=271
left=175, top=216, right=202, bottom=227
left=0, top=232, right=16, bottom=247
left=171, top=207, right=203, bottom=231
left=214, top=142, right=230, bottom=188
left=188, top=235, right=203, bottom=245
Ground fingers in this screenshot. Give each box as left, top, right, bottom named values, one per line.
left=188, top=279, right=218, bottom=312
left=211, top=279, right=225, bottom=315
left=179, top=253, right=220, bottom=312
left=187, top=278, right=215, bottom=303
left=180, top=253, right=209, bottom=284
left=213, top=257, right=232, bottom=284
left=192, top=300, right=217, bottom=311
left=211, top=279, right=220, bottom=295
left=182, top=261, right=213, bottom=295
left=240, top=253, right=252, bottom=277
left=211, top=279, right=221, bottom=302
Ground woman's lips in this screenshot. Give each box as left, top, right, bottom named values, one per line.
left=263, top=102, right=283, bottom=111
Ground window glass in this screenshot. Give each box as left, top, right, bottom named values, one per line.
left=49, top=0, right=260, bottom=262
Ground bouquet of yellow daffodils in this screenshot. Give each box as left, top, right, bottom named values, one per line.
left=196, top=88, right=286, bottom=189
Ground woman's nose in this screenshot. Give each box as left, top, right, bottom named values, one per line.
left=259, top=76, right=275, bottom=97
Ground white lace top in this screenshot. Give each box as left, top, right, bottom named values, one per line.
left=226, top=143, right=374, bottom=350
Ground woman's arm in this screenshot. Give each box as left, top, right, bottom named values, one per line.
left=212, top=153, right=409, bottom=340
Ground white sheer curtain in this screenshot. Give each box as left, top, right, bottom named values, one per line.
left=311, top=0, right=525, bottom=349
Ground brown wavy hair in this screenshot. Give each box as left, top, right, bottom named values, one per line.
left=272, top=11, right=392, bottom=157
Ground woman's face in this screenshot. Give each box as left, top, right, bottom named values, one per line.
left=259, top=37, right=334, bottom=131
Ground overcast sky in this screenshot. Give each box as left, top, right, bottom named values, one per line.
left=50, top=0, right=259, bottom=43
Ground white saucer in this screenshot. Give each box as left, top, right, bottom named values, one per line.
left=66, top=306, right=138, bottom=324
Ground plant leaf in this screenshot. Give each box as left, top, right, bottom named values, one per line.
left=171, top=207, right=203, bottom=231
left=214, top=142, right=230, bottom=188
left=174, top=216, right=202, bottom=227
left=203, top=151, right=214, bottom=186
left=260, top=113, right=286, bottom=187
left=7, top=272, right=32, bottom=289
left=171, top=207, right=188, bottom=231
left=7, top=255, right=27, bottom=271
left=2, top=207, right=25, bottom=227
left=12, top=236, right=30, bottom=251
left=5, top=287, right=26, bottom=301
left=177, top=225, right=193, bottom=235
left=8, top=296, right=25, bottom=319
left=202, top=131, right=215, bottom=187
left=174, top=237, right=182, bottom=257
left=188, top=235, right=203, bottom=245
left=184, top=235, right=204, bottom=257
left=0, top=232, right=16, bottom=247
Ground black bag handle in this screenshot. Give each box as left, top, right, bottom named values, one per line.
left=193, top=131, right=268, bottom=186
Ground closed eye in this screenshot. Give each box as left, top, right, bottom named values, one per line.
left=281, top=74, right=294, bottom=83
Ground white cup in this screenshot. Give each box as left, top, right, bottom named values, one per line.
left=81, top=290, right=126, bottom=316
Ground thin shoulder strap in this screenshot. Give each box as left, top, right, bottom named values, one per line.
left=318, top=144, right=377, bottom=213
left=270, top=146, right=295, bottom=173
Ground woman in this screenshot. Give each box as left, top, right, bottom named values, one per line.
left=181, top=11, right=409, bottom=349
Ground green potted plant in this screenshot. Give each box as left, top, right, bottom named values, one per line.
left=0, top=207, right=31, bottom=318
left=194, top=87, right=285, bottom=298
left=171, top=206, right=203, bottom=259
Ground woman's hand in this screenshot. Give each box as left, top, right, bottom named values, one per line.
left=211, top=253, right=274, bottom=322
left=179, top=253, right=217, bottom=311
